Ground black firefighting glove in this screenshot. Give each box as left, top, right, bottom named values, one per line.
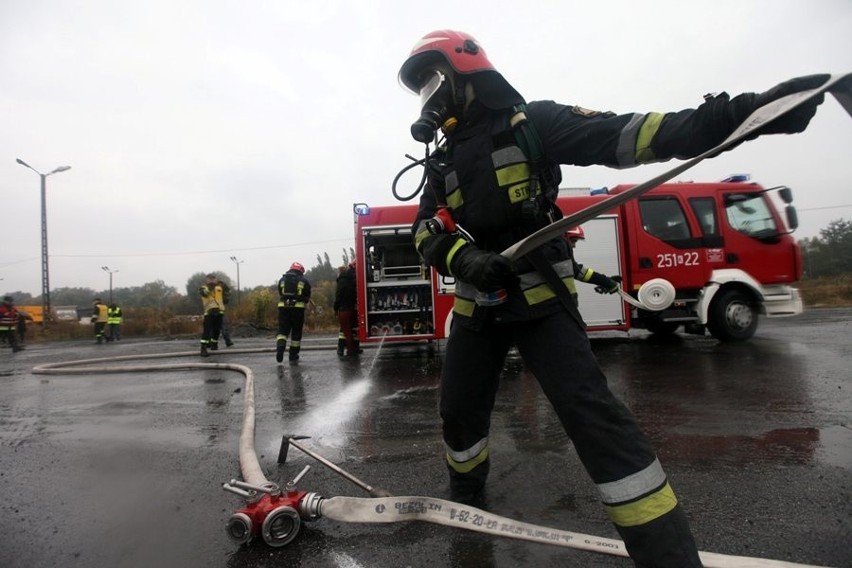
left=738, top=74, right=829, bottom=138
left=450, top=244, right=516, bottom=291
left=595, top=275, right=621, bottom=295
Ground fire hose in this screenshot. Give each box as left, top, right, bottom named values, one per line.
left=501, top=73, right=851, bottom=262
left=616, top=278, right=677, bottom=312
left=32, top=348, right=834, bottom=567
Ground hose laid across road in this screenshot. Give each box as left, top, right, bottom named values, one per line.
left=32, top=348, right=835, bottom=568
left=319, top=495, right=830, bottom=568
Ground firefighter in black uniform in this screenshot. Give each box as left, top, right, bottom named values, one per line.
left=276, top=262, right=311, bottom=362
left=334, top=260, right=361, bottom=357
left=564, top=226, right=622, bottom=297
left=399, top=29, right=826, bottom=568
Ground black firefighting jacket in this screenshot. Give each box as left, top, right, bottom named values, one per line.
left=413, top=94, right=756, bottom=326
left=278, top=270, right=311, bottom=308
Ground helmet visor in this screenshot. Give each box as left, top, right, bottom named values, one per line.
left=418, top=70, right=448, bottom=111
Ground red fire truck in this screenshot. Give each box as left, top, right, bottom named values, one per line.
left=352, top=176, right=803, bottom=343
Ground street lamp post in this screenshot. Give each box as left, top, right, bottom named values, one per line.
left=16, top=158, right=71, bottom=328
left=229, top=256, right=244, bottom=305
left=101, top=266, right=118, bottom=303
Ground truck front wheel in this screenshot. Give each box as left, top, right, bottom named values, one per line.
left=707, top=289, right=758, bottom=341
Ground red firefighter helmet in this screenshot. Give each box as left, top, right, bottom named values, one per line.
left=565, top=226, right=585, bottom=240
left=398, top=30, right=495, bottom=93
left=290, top=262, right=305, bottom=273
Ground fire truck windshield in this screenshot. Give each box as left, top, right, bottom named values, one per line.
left=724, top=193, right=779, bottom=238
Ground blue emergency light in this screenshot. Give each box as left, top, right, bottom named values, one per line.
left=721, top=174, right=751, bottom=183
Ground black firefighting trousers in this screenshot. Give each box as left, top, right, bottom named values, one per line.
left=277, top=307, right=305, bottom=357
left=439, top=310, right=702, bottom=567
left=201, top=309, right=223, bottom=347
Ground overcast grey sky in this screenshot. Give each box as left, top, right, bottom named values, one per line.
left=2, top=0, right=850, bottom=297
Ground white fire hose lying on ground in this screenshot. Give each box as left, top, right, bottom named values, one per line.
left=32, top=349, right=834, bottom=567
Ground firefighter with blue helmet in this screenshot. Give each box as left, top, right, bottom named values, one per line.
left=400, top=29, right=826, bottom=567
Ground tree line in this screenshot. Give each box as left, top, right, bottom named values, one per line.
left=4, top=249, right=356, bottom=321
left=798, top=219, right=852, bottom=278
left=5, top=216, right=851, bottom=313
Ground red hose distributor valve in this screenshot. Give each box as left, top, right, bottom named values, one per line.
left=425, top=207, right=474, bottom=243
left=223, top=466, right=323, bottom=547
left=424, top=207, right=458, bottom=235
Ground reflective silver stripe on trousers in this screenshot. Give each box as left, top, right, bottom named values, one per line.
left=596, top=457, right=667, bottom=504
left=445, top=437, right=488, bottom=463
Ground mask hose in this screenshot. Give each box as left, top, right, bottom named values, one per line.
left=391, top=145, right=431, bottom=202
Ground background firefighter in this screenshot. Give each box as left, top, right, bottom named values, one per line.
left=564, top=226, right=622, bottom=298
left=0, top=295, right=24, bottom=352
left=90, top=298, right=109, bottom=344
left=334, top=260, right=361, bottom=357
left=199, top=273, right=225, bottom=357
left=106, top=303, right=123, bottom=342
left=276, top=262, right=311, bottom=362
left=399, top=29, right=826, bottom=568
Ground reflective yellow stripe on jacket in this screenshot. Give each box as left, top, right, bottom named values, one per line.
left=452, top=260, right=578, bottom=316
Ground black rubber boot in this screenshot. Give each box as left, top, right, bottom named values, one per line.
left=276, top=339, right=286, bottom=363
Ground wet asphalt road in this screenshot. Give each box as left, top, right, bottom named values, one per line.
left=0, top=308, right=850, bottom=568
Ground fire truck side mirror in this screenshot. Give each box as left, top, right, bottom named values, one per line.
left=785, top=204, right=799, bottom=231
left=778, top=186, right=794, bottom=204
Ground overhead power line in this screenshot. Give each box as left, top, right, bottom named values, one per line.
left=45, top=237, right=354, bottom=259
left=798, top=204, right=852, bottom=212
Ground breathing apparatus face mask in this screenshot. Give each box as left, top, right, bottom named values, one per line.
left=410, top=70, right=456, bottom=144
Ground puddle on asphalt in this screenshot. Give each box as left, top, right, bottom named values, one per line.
left=658, top=427, right=824, bottom=466
left=815, top=424, right=852, bottom=469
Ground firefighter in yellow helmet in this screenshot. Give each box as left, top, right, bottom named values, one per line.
left=400, top=29, right=826, bottom=567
